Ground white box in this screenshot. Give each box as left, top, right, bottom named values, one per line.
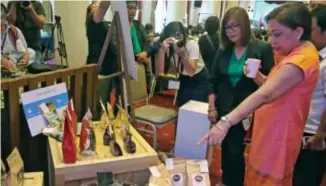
left=175, top=100, right=210, bottom=159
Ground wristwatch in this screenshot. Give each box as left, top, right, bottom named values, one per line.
left=220, top=115, right=233, bottom=127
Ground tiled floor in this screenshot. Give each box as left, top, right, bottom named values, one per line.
left=133, top=93, right=326, bottom=186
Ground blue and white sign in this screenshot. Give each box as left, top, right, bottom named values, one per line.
left=21, top=83, right=69, bottom=137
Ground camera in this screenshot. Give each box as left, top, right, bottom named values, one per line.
left=176, top=40, right=185, bottom=48
left=22, top=1, right=31, bottom=8
left=169, top=37, right=185, bottom=49
left=55, top=15, right=61, bottom=23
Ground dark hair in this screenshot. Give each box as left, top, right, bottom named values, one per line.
left=252, top=28, right=260, bottom=39
left=126, top=1, right=138, bottom=6
left=160, top=21, right=187, bottom=42
left=191, top=25, right=203, bottom=36
left=261, top=29, right=267, bottom=35
left=145, top=23, right=154, bottom=33
left=220, top=7, right=252, bottom=49
left=265, top=2, right=312, bottom=40
left=159, top=21, right=188, bottom=73
left=311, top=5, right=326, bottom=32
left=205, top=16, right=220, bottom=35
left=85, top=3, right=96, bottom=26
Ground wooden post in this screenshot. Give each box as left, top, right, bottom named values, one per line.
left=114, top=13, right=136, bottom=123
left=96, top=12, right=136, bottom=123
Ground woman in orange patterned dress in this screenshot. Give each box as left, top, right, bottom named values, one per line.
left=198, top=3, right=320, bottom=186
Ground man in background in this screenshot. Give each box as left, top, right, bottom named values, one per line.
left=293, top=5, right=326, bottom=186
left=7, top=1, right=46, bottom=64
left=145, top=23, right=155, bottom=45
left=126, top=0, right=150, bottom=63
left=198, top=16, right=220, bottom=71
left=126, top=0, right=152, bottom=88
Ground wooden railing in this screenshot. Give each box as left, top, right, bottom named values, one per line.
left=1, top=64, right=98, bottom=168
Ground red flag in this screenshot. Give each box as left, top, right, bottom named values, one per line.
left=79, top=110, right=91, bottom=152
left=67, top=99, right=77, bottom=136
left=62, top=110, right=77, bottom=164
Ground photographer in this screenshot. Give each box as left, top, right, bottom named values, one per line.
left=7, top=1, right=46, bottom=64
left=85, top=1, right=120, bottom=115
left=156, top=22, right=210, bottom=154
left=1, top=3, right=35, bottom=73
left=156, top=21, right=210, bottom=108
left=85, top=1, right=115, bottom=76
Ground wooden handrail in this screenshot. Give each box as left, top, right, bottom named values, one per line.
left=1, top=64, right=98, bottom=149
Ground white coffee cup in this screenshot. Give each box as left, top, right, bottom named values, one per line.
left=246, top=58, right=261, bottom=78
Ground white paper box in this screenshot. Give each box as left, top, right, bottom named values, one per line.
left=175, top=100, right=210, bottom=159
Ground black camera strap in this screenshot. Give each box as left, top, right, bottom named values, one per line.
left=171, top=51, right=183, bottom=78
left=1, top=32, right=8, bottom=52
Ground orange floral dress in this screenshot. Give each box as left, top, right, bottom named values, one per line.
left=245, top=41, right=320, bottom=186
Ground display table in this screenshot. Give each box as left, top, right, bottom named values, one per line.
left=23, top=172, right=44, bottom=186
left=6, top=172, right=44, bottom=186
left=48, top=122, right=159, bottom=186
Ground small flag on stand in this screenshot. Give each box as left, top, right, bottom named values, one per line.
left=67, top=99, right=77, bottom=136
left=62, top=110, right=77, bottom=164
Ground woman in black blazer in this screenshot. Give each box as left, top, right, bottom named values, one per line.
left=208, top=7, right=274, bottom=186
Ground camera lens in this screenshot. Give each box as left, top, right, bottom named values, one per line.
left=176, top=40, right=185, bottom=48
left=22, top=1, right=30, bottom=7
left=174, top=32, right=184, bottom=47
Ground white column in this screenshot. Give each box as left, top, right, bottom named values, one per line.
left=206, top=0, right=218, bottom=16
left=247, top=0, right=256, bottom=20
left=189, top=6, right=200, bottom=26
left=141, top=1, right=152, bottom=24
left=239, top=0, right=250, bottom=9
left=226, top=0, right=239, bottom=10
left=166, top=0, right=187, bottom=24
left=155, top=0, right=165, bottom=33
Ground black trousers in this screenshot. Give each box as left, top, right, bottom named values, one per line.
left=221, top=123, right=246, bottom=186
left=175, top=68, right=210, bottom=137
left=177, top=68, right=210, bottom=108
left=293, top=134, right=326, bottom=186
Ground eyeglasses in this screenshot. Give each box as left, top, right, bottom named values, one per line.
left=225, top=24, right=240, bottom=32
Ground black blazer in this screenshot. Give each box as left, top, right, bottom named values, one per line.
left=210, top=40, right=274, bottom=117
left=199, top=33, right=219, bottom=70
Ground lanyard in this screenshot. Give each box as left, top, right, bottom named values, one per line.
left=165, top=49, right=182, bottom=78
left=1, top=32, right=8, bottom=53
left=1, top=26, right=18, bottom=53
left=172, top=53, right=182, bottom=78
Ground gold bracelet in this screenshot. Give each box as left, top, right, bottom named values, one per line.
left=215, top=125, right=225, bottom=132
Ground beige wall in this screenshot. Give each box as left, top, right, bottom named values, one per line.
left=49, top=0, right=239, bottom=68
left=166, top=0, right=187, bottom=23
left=226, top=0, right=240, bottom=10
left=54, top=1, right=89, bottom=68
